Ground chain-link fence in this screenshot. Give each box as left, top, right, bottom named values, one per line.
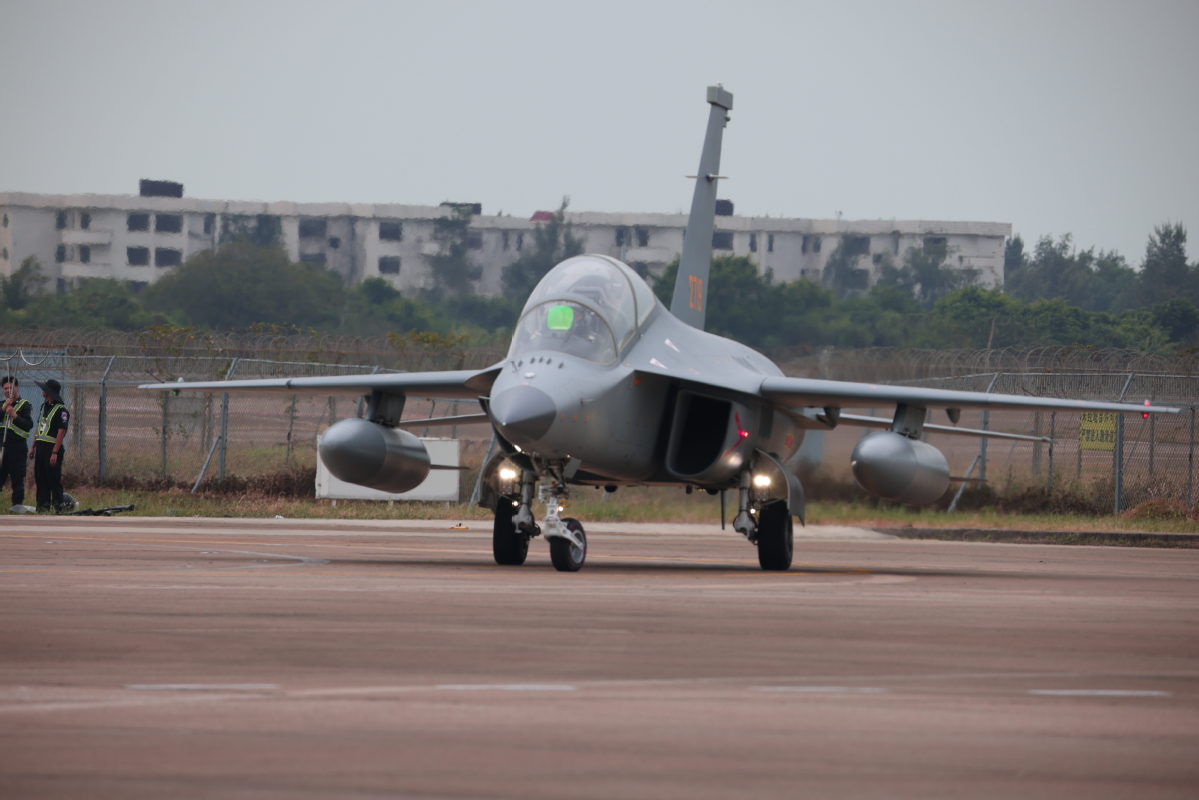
left=3, top=346, right=1195, bottom=512
left=811, top=371, right=1196, bottom=512
left=0, top=351, right=502, bottom=495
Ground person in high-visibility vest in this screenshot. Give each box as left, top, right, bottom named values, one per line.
left=1, top=375, right=34, bottom=509
left=30, top=379, right=70, bottom=513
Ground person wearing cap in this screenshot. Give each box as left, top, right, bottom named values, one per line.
left=1, top=375, right=34, bottom=509
left=30, top=378, right=70, bottom=513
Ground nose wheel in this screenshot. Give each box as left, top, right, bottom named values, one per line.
left=492, top=497, right=530, bottom=566
left=549, top=517, right=587, bottom=572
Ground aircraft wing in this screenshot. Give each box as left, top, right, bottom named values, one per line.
left=759, top=376, right=1181, bottom=416
left=139, top=367, right=499, bottom=399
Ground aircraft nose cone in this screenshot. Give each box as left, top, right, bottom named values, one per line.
left=491, top=385, right=557, bottom=442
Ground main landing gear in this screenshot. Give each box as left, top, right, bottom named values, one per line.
left=492, top=468, right=587, bottom=572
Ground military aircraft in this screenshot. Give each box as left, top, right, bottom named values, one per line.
left=143, top=85, right=1179, bottom=572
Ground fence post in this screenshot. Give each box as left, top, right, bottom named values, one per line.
left=161, top=390, right=170, bottom=480
left=97, top=356, right=116, bottom=484
left=1189, top=406, right=1195, bottom=510
left=1114, top=413, right=1124, bottom=514
left=979, top=373, right=1001, bottom=484
left=218, top=359, right=240, bottom=481
left=1047, top=412, right=1055, bottom=493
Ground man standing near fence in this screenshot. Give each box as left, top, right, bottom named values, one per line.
left=30, top=379, right=70, bottom=513
left=1, top=376, right=34, bottom=511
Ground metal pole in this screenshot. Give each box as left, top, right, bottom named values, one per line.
left=161, top=390, right=170, bottom=480
left=217, top=359, right=240, bottom=481
left=1032, top=411, right=1042, bottom=477
left=1189, top=406, right=1195, bottom=510
left=948, top=454, right=981, bottom=513
left=192, top=435, right=222, bottom=494
left=1114, top=414, right=1124, bottom=515
left=1047, top=412, right=1055, bottom=493
left=1148, top=413, right=1156, bottom=478
left=979, top=373, right=1001, bottom=484
left=97, top=356, right=116, bottom=483
left=285, top=395, right=298, bottom=466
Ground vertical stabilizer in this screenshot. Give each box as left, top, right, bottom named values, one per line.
left=670, top=85, right=733, bottom=330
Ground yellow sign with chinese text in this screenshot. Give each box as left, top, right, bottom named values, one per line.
left=1079, top=412, right=1116, bottom=451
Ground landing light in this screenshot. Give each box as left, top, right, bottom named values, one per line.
left=752, top=474, right=772, bottom=488
left=499, top=467, right=519, bottom=481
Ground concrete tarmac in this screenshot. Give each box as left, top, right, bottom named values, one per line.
left=1, top=517, right=1197, bottom=799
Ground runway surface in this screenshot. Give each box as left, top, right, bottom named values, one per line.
left=2, top=517, right=1197, bottom=799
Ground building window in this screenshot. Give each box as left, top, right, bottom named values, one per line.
left=924, top=236, right=947, bottom=250
left=2, top=214, right=7, bottom=227
left=155, top=248, right=182, bottom=267
left=636, top=227, right=649, bottom=247
left=328, top=236, right=341, bottom=250
left=517, top=233, right=524, bottom=251
left=467, top=231, right=484, bottom=250
left=81, top=212, right=91, bottom=230
left=127, top=246, right=150, bottom=266
left=56, top=245, right=66, bottom=262
left=615, top=227, right=628, bottom=247
left=768, top=234, right=775, bottom=253
left=127, top=213, right=150, bottom=232
left=712, top=231, right=733, bottom=250
left=80, top=245, right=91, bottom=264
left=299, top=218, right=327, bottom=238
left=56, top=211, right=67, bottom=230
left=844, top=236, right=870, bottom=257
left=204, top=214, right=215, bottom=234
left=749, top=233, right=758, bottom=253
left=300, top=253, right=326, bottom=265
left=811, top=236, right=821, bottom=253
left=378, top=256, right=401, bottom=274
left=502, top=231, right=510, bottom=250
left=379, top=221, right=403, bottom=241
left=155, top=214, right=183, bottom=233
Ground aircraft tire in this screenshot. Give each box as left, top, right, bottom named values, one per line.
left=549, top=518, right=587, bottom=572
left=756, top=500, right=793, bottom=571
left=492, top=498, right=529, bottom=566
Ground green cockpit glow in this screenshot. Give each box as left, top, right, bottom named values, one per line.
left=546, top=304, right=575, bottom=331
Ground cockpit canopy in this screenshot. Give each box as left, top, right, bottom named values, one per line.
left=509, top=255, right=658, bottom=363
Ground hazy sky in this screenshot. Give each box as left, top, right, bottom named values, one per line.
left=2, top=0, right=1196, bottom=265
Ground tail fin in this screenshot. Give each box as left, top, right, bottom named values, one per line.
left=669, top=85, right=733, bottom=330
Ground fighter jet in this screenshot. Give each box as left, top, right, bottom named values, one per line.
left=142, top=85, right=1179, bottom=572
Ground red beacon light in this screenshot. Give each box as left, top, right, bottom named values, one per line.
left=1143, top=399, right=1151, bottom=420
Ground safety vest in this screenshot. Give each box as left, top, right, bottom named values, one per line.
left=35, top=403, right=65, bottom=445
left=2, top=397, right=31, bottom=440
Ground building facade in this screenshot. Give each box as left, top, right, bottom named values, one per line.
left=0, top=186, right=1010, bottom=296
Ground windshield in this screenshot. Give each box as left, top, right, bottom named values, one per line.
left=511, top=300, right=618, bottom=363
left=509, top=255, right=656, bottom=362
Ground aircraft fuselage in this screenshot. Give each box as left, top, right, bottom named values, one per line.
left=489, top=298, right=804, bottom=489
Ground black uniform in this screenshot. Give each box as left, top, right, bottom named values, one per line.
left=33, top=399, right=69, bottom=512
left=0, top=395, right=33, bottom=507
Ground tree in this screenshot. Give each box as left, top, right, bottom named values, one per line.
left=143, top=242, right=344, bottom=329
left=821, top=240, right=869, bottom=297
left=425, top=207, right=482, bottom=300
left=45, top=279, right=158, bottom=330
left=501, top=198, right=584, bottom=301
left=1138, top=223, right=1193, bottom=307
left=1, top=256, right=47, bottom=311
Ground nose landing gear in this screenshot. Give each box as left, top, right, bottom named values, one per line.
left=490, top=465, right=587, bottom=572
left=731, top=465, right=795, bottom=571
